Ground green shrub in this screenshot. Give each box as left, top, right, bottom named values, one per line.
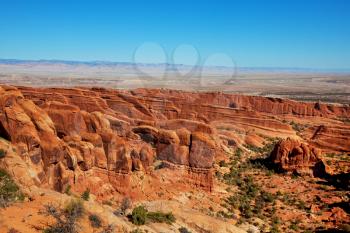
left=289, top=222, right=299, bottom=231
left=270, top=216, right=280, bottom=233
left=131, top=206, right=176, bottom=225
left=290, top=121, right=304, bottom=132
left=296, top=200, right=307, bottom=210
left=0, top=169, right=24, bottom=208
left=89, top=214, right=102, bottom=228
left=81, top=189, right=90, bottom=201
left=261, top=191, right=275, bottom=203
left=147, top=211, right=176, bottom=224
left=235, top=148, right=243, bottom=157
left=130, top=229, right=143, bottom=233
left=64, top=185, right=72, bottom=195
left=64, top=199, right=85, bottom=220
left=131, top=206, right=148, bottom=225
left=239, top=201, right=253, bottom=218
left=219, top=160, right=228, bottom=167
left=0, top=149, right=6, bottom=158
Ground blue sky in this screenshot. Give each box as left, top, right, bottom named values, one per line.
left=0, top=0, right=350, bottom=69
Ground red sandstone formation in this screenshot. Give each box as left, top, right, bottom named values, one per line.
left=1, top=85, right=349, bottom=199
left=0, top=85, right=219, bottom=197
left=269, top=138, right=327, bottom=176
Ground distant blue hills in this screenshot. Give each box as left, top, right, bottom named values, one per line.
left=0, top=58, right=349, bottom=74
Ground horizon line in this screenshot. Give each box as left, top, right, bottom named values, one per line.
left=0, top=58, right=350, bottom=73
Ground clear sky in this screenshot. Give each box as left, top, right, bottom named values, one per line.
left=0, top=0, right=350, bottom=69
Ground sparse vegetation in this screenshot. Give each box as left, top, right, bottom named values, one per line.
left=289, top=219, right=300, bottom=231
left=0, top=168, right=24, bottom=208
left=218, top=160, right=228, bottom=167
left=245, top=138, right=280, bottom=156
left=270, top=216, right=280, bottom=233
left=98, top=225, right=114, bottom=233
left=113, top=197, right=132, bottom=216
left=147, top=211, right=176, bottom=224
left=178, top=227, right=191, bottom=233
left=81, top=188, right=90, bottom=201
left=7, top=228, right=20, bottom=233
left=339, top=117, right=350, bottom=125
left=229, top=102, right=237, bottom=108
left=0, top=149, right=6, bottom=158
left=89, top=214, right=102, bottom=228
left=64, top=185, right=72, bottom=196
left=130, top=206, right=176, bottom=225
left=218, top=142, right=298, bottom=229
left=42, top=199, right=85, bottom=233
left=120, top=197, right=132, bottom=214
left=130, top=229, right=143, bottom=233
left=222, top=158, right=278, bottom=221
left=290, top=121, right=305, bottom=133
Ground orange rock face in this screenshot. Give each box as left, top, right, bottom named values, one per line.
left=269, top=138, right=327, bottom=176
left=1, top=85, right=349, bottom=199
left=0, top=85, right=220, bottom=197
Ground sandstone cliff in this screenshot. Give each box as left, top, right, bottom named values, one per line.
left=1, top=85, right=349, bottom=200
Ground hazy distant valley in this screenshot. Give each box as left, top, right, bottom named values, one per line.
left=1, top=59, right=349, bottom=104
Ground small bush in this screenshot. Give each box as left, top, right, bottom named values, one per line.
left=289, top=222, right=299, bottom=231
left=131, top=206, right=148, bottom=225
left=102, top=200, right=113, bottom=206
left=130, top=229, right=143, bottom=233
left=261, top=191, right=275, bottom=203
left=99, top=225, right=114, bottom=233
left=178, top=227, right=191, bottom=233
left=0, top=149, right=6, bottom=158
left=120, top=197, right=132, bottom=214
left=130, top=206, right=176, bottom=225
left=219, top=160, right=228, bottom=167
left=81, top=189, right=90, bottom=201
left=235, top=148, right=243, bottom=157
left=0, top=169, right=24, bottom=208
left=7, top=228, right=20, bottom=233
left=270, top=216, right=280, bottom=233
left=42, top=199, right=85, bottom=233
left=290, top=121, right=304, bottom=132
left=64, top=199, right=85, bottom=220
left=296, top=200, right=307, bottom=210
left=89, top=214, right=102, bottom=228
left=147, top=211, right=176, bottom=224
left=64, top=185, right=72, bottom=196
left=229, top=102, right=237, bottom=108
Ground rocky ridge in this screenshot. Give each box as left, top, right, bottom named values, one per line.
left=0, top=85, right=349, bottom=200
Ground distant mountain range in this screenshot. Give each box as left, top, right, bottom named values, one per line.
left=0, top=58, right=349, bottom=74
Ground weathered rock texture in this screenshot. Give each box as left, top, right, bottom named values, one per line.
left=269, top=138, right=327, bottom=176
left=1, top=85, right=349, bottom=198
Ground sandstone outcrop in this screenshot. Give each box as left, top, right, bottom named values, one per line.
left=1, top=85, right=349, bottom=199
left=269, top=138, right=327, bottom=176
left=0, top=85, right=219, bottom=197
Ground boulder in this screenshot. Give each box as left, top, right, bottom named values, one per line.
left=269, top=138, right=327, bottom=176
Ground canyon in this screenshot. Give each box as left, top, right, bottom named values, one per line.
left=0, top=84, right=349, bottom=233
